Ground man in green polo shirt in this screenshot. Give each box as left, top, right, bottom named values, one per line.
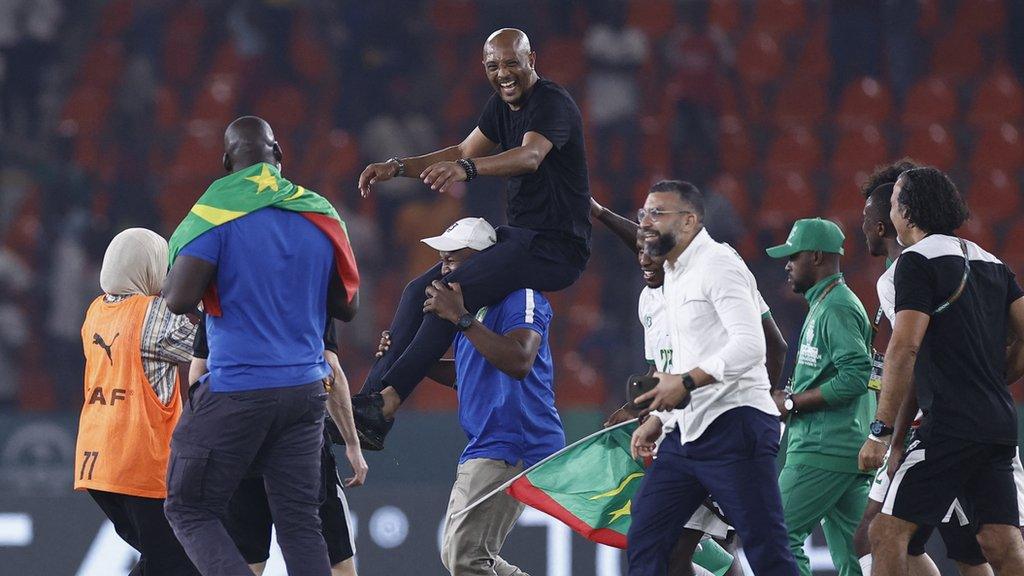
left=767, top=218, right=876, bottom=576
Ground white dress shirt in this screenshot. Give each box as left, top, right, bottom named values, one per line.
left=653, top=228, right=779, bottom=444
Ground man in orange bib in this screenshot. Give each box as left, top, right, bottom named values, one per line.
left=74, top=227, right=199, bottom=575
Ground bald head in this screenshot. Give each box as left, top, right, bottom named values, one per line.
left=482, top=28, right=538, bottom=110
left=223, top=116, right=281, bottom=173
left=484, top=28, right=531, bottom=55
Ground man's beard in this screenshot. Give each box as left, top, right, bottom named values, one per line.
left=646, top=233, right=677, bottom=258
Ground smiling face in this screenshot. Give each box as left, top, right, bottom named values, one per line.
left=636, top=233, right=665, bottom=288
left=483, top=31, right=538, bottom=109
left=639, top=192, right=697, bottom=259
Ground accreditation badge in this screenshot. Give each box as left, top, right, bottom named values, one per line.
left=868, top=348, right=884, bottom=391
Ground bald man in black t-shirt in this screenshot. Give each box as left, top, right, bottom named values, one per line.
left=353, top=28, right=591, bottom=450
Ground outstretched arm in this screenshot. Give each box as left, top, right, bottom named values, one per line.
left=358, top=128, right=498, bottom=196
left=420, top=131, right=554, bottom=193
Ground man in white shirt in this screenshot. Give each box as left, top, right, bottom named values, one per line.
left=626, top=181, right=798, bottom=576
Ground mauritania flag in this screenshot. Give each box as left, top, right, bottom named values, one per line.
left=507, top=420, right=643, bottom=549
left=167, top=162, right=360, bottom=314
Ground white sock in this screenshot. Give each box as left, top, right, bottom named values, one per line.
left=859, top=554, right=872, bottom=576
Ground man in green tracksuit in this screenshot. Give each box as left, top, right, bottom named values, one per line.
left=766, top=218, right=876, bottom=576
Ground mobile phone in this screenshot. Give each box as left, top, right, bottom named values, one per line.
left=627, top=374, right=660, bottom=411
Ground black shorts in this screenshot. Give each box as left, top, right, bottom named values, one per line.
left=883, top=432, right=1018, bottom=528
left=907, top=522, right=987, bottom=566
left=225, top=437, right=355, bottom=565
left=88, top=489, right=200, bottom=575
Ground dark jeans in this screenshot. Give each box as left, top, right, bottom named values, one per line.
left=88, top=489, right=199, bottom=576
left=363, top=226, right=585, bottom=399
left=627, top=407, right=798, bottom=576
left=164, top=379, right=330, bottom=576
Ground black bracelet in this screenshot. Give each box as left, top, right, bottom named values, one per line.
left=457, top=158, right=477, bottom=182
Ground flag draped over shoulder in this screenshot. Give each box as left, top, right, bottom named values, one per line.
left=507, top=420, right=643, bottom=549
left=167, top=163, right=360, bottom=315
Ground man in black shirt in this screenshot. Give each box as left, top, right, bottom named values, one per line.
left=354, top=28, right=590, bottom=449
left=859, top=167, right=1024, bottom=575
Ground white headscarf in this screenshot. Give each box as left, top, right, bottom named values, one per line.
left=99, top=228, right=169, bottom=296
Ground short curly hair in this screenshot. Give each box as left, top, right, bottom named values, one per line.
left=895, top=167, right=969, bottom=235
left=861, top=157, right=920, bottom=199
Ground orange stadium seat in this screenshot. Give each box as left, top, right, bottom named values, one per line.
left=709, top=172, right=752, bottom=219
left=930, top=31, right=983, bottom=81
left=901, top=76, right=958, bottom=128
left=794, top=22, right=831, bottom=81
left=916, top=0, right=941, bottom=36
left=831, top=125, right=890, bottom=183
left=968, top=169, right=1020, bottom=227
left=765, top=127, right=822, bottom=175
left=970, top=123, right=1024, bottom=173
left=290, top=16, right=331, bottom=83
left=78, top=40, right=125, bottom=88
left=968, top=69, right=1024, bottom=127
left=540, top=37, right=585, bottom=88
left=190, top=73, right=240, bottom=126
left=951, top=0, right=1005, bottom=37
left=959, top=218, right=996, bottom=254
left=98, top=0, right=134, bottom=39
left=901, top=124, right=957, bottom=171
left=626, top=0, right=676, bottom=40
left=751, top=0, right=806, bottom=36
left=773, top=78, right=828, bottom=128
left=429, top=0, right=478, bottom=36
left=253, top=85, right=306, bottom=135
left=759, top=171, right=819, bottom=230
left=1002, top=221, right=1024, bottom=274
left=708, top=0, right=742, bottom=34
left=837, top=77, right=894, bottom=128
left=737, top=32, right=784, bottom=89
left=719, top=115, right=756, bottom=174
left=154, top=86, right=181, bottom=131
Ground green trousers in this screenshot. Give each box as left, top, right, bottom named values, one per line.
left=779, top=464, right=871, bottom=576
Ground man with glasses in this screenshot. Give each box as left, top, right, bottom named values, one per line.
left=626, top=181, right=798, bottom=576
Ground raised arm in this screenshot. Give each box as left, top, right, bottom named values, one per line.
left=591, top=198, right=640, bottom=254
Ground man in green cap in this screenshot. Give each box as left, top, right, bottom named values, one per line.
left=766, top=218, right=876, bottom=576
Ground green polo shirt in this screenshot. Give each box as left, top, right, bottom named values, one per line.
left=786, top=273, right=876, bottom=474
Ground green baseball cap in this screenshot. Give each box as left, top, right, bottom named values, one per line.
left=766, top=218, right=845, bottom=258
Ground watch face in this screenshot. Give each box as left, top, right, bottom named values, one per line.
left=870, top=421, right=883, bottom=435
left=784, top=398, right=794, bottom=411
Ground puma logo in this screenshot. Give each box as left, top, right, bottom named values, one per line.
left=92, top=333, right=119, bottom=365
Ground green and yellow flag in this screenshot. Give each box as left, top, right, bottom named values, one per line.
left=167, top=163, right=359, bottom=313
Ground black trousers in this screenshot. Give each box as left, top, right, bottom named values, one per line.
left=362, top=226, right=585, bottom=399
left=164, top=379, right=331, bottom=576
left=88, top=489, right=200, bottom=576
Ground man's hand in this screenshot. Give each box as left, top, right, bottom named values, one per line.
left=633, top=372, right=688, bottom=414
left=344, top=444, right=368, bottom=488
left=858, top=437, right=888, bottom=472
left=772, top=389, right=789, bottom=420
left=631, top=415, right=663, bottom=460
left=424, top=281, right=468, bottom=324
left=358, top=161, right=400, bottom=197
left=375, top=330, right=391, bottom=358
left=604, top=403, right=639, bottom=427
left=420, top=161, right=467, bottom=194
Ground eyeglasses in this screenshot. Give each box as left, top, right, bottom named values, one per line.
left=637, top=208, right=693, bottom=223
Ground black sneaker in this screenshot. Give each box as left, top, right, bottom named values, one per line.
left=351, top=392, right=394, bottom=451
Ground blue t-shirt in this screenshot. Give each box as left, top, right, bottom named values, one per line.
left=454, top=288, right=565, bottom=467
left=180, top=208, right=332, bottom=391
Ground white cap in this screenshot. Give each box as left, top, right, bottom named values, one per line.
left=421, top=217, right=497, bottom=252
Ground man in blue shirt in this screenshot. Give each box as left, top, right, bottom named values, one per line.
left=390, top=217, right=564, bottom=575
left=162, top=116, right=358, bottom=576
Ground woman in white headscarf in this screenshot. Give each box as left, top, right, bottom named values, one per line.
left=74, top=228, right=200, bottom=576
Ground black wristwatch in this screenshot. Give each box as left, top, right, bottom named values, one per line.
left=455, top=313, right=475, bottom=331
left=682, top=373, right=698, bottom=392
left=869, top=419, right=894, bottom=437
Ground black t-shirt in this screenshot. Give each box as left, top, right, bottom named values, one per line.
left=894, top=235, right=1024, bottom=444
left=477, top=77, right=591, bottom=265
